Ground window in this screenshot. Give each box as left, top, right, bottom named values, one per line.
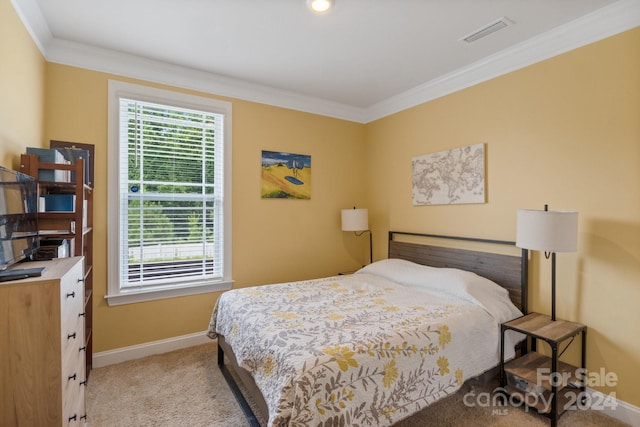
left=107, top=81, right=232, bottom=306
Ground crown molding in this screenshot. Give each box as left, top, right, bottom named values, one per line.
left=11, top=0, right=640, bottom=124
left=44, top=38, right=368, bottom=123
left=364, top=0, right=640, bottom=122
left=10, top=0, right=52, bottom=53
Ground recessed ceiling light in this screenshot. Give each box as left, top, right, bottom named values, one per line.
left=307, top=0, right=334, bottom=14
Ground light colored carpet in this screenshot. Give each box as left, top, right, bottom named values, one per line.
left=87, top=342, right=629, bottom=427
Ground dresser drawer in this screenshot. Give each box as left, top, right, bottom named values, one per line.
left=63, top=395, right=86, bottom=426
left=61, top=312, right=85, bottom=364
left=62, top=335, right=86, bottom=381
left=62, top=336, right=86, bottom=425
left=60, top=263, right=84, bottom=328
left=60, top=262, right=85, bottom=360
left=61, top=288, right=83, bottom=332
left=59, top=259, right=86, bottom=426
left=63, top=381, right=85, bottom=426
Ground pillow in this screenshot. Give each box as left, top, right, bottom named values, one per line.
left=356, top=258, right=522, bottom=323
left=356, top=258, right=437, bottom=280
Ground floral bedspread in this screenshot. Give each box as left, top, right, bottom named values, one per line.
left=208, top=271, right=517, bottom=427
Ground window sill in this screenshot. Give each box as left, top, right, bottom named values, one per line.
left=105, top=279, right=233, bottom=306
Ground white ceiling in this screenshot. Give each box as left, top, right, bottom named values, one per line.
left=12, top=0, right=640, bottom=122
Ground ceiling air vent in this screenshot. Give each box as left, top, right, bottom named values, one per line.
left=461, top=17, right=513, bottom=43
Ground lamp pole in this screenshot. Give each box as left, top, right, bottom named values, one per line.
left=551, top=252, right=556, bottom=321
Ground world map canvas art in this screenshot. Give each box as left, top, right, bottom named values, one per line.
left=412, top=143, right=485, bottom=206
left=261, top=150, right=311, bottom=199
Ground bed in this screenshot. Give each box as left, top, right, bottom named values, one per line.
left=207, top=231, right=528, bottom=426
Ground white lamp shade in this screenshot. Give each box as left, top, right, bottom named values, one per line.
left=516, top=209, right=578, bottom=252
left=341, top=208, right=369, bottom=231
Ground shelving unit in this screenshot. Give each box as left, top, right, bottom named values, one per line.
left=20, top=153, right=94, bottom=377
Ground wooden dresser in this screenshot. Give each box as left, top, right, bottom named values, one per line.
left=0, top=257, right=87, bottom=426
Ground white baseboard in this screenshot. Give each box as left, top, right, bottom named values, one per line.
left=92, top=331, right=213, bottom=368
left=585, top=387, right=640, bottom=426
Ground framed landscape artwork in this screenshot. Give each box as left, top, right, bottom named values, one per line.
left=261, top=150, right=311, bottom=199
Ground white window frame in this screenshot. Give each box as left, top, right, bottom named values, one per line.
left=106, top=80, right=232, bottom=306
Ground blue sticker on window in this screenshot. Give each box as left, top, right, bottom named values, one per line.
left=131, top=185, right=139, bottom=193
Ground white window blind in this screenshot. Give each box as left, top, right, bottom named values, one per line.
left=108, top=81, right=232, bottom=305
left=117, top=98, right=224, bottom=289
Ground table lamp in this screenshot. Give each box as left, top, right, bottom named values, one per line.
left=341, top=207, right=372, bottom=265
left=516, top=204, right=578, bottom=321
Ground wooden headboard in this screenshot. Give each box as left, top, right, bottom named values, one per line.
left=388, top=231, right=528, bottom=313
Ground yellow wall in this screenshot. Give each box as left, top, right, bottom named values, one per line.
left=0, top=0, right=46, bottom=165
left=3, top=0, right=639, bottom=408
left=43, top=65, right=367, bottom=352
left=366, top=28, right=640, bottom=406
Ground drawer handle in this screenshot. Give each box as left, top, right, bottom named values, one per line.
left=80, top=414, right=87, bottom=421
left=77, top=278, right=85, bottom=283
left=80, top=379, right=88, bottom=386
left=66, top=291, right=75, bottom=298
left=79, top=312, right=86, bottom=317
left=68, top=414, right=77, bottom=422
left=68, top=373, right=77, bottom=381
left=68, top=332, right=76, bottom=340
left=79, top=346, right=87, bottom=353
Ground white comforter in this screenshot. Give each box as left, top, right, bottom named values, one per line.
left=208, top=258, right=522, bottom=427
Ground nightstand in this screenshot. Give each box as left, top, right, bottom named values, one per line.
left=500, top=312, right=586, bottom=427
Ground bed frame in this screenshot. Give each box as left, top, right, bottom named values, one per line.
left=217, top=231, right=529, bottom=426
left=387, top=231, right=528, bottom=313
